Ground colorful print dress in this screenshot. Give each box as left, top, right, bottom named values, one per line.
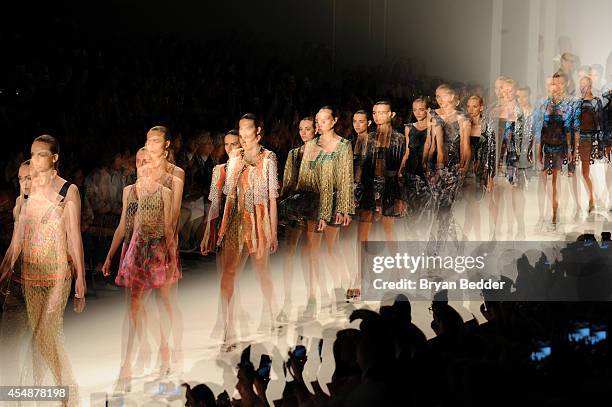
left=115, top=185, right=175, bottom=290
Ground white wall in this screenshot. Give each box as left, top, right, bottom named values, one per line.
left=555, top=0, right=612, bottom=78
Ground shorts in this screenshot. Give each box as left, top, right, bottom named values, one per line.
left=507, top=167, right=528, bottom=189
left=578, top=135, right=593, bottom=163
left=470, top=137, right=482, bottom=160
left=542, top=149, right=564, bottom=172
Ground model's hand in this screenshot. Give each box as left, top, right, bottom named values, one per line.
left=0, top=264, right=11, bottom=286
left=317, top=219, right=327, bottom=232
left=459, top=161, right=468, bottom=176
left=200, top=238, right=210, bottom=256
left=255, top=240, right=266, bottom=259
left=334, top=213, right=343, bottom=225
left=396, top=200, right=408, bottom=217
left=342, top=213, right=352, bottom=226
left=75, top=275, right=86, bottom=299
left=374, top=206, right=382, bottom=222
left=286, top=351, right=307, bottom=381
left=270, top=234, right=278, bottom=254
left=74, top=296, right=86, bottom=313
left=101, top=257, right=111, bottom=277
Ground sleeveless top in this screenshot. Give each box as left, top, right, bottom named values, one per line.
left=21, top=181, right=72, bottom=286
left=580, top=98, right=603, bottom=133
left=405, top=124, right=427, bottom=176
left=431, top=110, right=464, bottom=168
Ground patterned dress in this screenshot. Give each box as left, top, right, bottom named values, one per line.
left=19, top=181, right=78, bottom=402
left=532, top=96, right=581, bottom=172
left=355, top=129, right=406, bottom=217
left=115, top=185, right=174, bottom=290
left=578, top=97, right=605, bottom=162
left=202, top=163, right=228, bottom=252
left=401, top=124, right=429, bottom=214
left=430, top=110, right=466, bottom=208
left=603, top=88, right=612, bottom=149
left=280, top=137, right=353, bottom=225
left=213, top=149, right=279, bottom=255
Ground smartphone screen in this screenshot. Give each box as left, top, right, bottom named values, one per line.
left=294, top=345, right=306, bottom=358
left=530, top=346, right=551, bottom=362
left=568, top=326, right=590, bottom=343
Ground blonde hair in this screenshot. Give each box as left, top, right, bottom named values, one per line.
left=436, top=84, right=459, bottom=105
left=503, top=78, right=517, bottom=91
left=467, top=95, right=484, bottom=106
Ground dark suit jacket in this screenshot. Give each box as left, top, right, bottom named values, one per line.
left=185, top=154, right=214, bottom=201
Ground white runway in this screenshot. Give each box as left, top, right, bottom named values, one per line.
left=8, top=166, right=612, bottom=406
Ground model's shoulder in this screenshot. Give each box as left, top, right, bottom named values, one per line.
left=264, top=149, right=277, bottom=160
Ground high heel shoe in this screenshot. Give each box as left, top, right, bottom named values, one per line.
left=158, top=346, right=172, bottom=377
left=302, top=298, right=317, bottom=319
left=220, top=338, right=237, bottom=353
left=113, top=365, right=132, bottom=393
left=172, top=348, right=184, bottom=374
left=220, top=325, right=237, bottom=353
left=133, top=347, right=152, bottom=377
left=276, top=310, right=289, bottom=323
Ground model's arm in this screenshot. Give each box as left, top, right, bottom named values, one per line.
left=267, top=152, right=279, bottom=253
left=335, top=141, right=355, bottom=217
left=64, top=185, right=86, bottom=299
left=571, top=100, right=581, bottom=162
left=162, top=187, right=177, bottom=278
left=280, top=148, right=297, bottom=198
left=422, top=121, right=432, bottom=171
left=434, top=123, right=444, bottom=170
left=201, top=166, right=224, bottom=255
left=597, top=98, right=605, bottom=134
left=102, top=186, right=130, bottom=275
left=353, top=135, right=368, bottom=184
left=481, top=118, right=497, bottom=189
left=399, top=125, right=411, bottom=175
left=459, top=114, right=472, bottom=173
left=0, top=198, right=24, bottom=283
left=170, top=167, right=185, bottom=233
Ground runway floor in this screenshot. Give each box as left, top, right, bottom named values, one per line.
left=5, top=168, right=612, bottom=406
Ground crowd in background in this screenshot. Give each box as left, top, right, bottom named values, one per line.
left=2, top=16, right=612, bottom=407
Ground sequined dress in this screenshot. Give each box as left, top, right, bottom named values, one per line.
left=429, top=110, right=465, bottom=208
left=213, top=149, right=279, bottom=255
left=115, top=185, right=174, bottom=290
left=401, top=124, right=429, bottom=212
left=295, top=137, right=354, bottom=222
left=355, top=129, right=406, bottom=217
left=19, top=182, right=78, bottom=402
